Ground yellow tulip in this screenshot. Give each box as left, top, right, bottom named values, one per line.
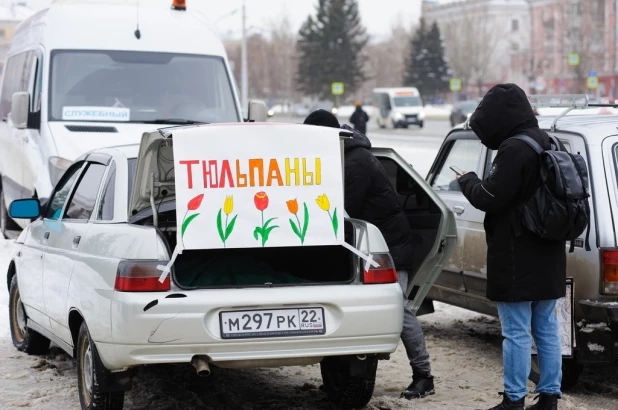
left=316, top=194, right=330, bottom=211
left=223, top=195, right=234, bottom=215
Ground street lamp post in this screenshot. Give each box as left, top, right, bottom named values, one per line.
left=241, top=0, right=248, bottom=113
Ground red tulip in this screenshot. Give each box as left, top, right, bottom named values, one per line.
left=187, top=194, right=204, bottom=211
left=254, top=191, right=269, bottom=211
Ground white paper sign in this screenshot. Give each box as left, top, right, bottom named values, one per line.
left=62, top=106, right=130, bottom=122
left=172, top=124, right=344, bottom=250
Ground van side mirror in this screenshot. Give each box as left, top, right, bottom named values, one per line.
left=11, top=92, right=30, bottom=129
left=9, top=198, right=41, bottom=219
left=247, top=100, right=268, bottom=122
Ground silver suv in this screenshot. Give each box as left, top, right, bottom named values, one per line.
left=425, top=95, right=618, bottom=390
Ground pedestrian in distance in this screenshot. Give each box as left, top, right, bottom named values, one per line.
left=349, top=101, right=369, bottom=135
left=303, top=109, right=435, bottom=400
left=457, top=84, right=569, bottom=410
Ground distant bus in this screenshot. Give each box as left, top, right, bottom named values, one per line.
left=372, top=87, right=425, bottom=129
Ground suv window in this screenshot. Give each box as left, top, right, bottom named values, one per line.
left=0, top=51, right=38, bottom=119
left=65, top=163, right=107, bottom=220
left=432, top=139, right=481, bottom=192
left=45, top=163, right=84, bottom=220
left=97, top=161, right=116, bottom=220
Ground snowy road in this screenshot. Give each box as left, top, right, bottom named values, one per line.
left=2, top=238, right=618, bottom=410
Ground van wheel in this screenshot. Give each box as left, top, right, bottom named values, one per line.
left=320, top=355, right=377, bottom=409
left=0, top=188, right=19, bottom=238
left=9, top=275, right=50, bottom=354
left=77, top=322, right=124, bottom=410
left=418, top=121, right=424, bottom=128
left=529, top=356, right=583, bottom=391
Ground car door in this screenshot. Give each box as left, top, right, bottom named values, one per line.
left=372, top=148, right=457, bottom=314
left=425, top=133, right=485, bottom=297
left=43, top=161, right=107, bottom=343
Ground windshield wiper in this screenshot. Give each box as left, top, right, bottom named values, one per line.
left=144, top=119, right=207, bottom=125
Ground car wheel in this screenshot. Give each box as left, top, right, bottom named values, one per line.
left=529, top=355, right=582, bottom=391
left=0, top=188, right=20, bottom=239
left=9, top=275, right=50, bottom=354
left=320, top=355, right=378, bottom=409
left=77, top=322, right=125, bottom=410
left=418, top=121, right=424, bottom=128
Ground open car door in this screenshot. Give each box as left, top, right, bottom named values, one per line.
left=371, top=147, right=457, bottom=314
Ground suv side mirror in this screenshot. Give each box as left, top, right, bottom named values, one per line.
left=11, top=92, right=30, bottom=129
left=247, top=100, right=268, bottom=122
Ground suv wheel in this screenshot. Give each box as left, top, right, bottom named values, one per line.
left=320, top=355, right=377, bottom=409
left=529, top=356, right=583, bottom=391
left=77, top=322, right=125, bottom=410
left=9, top=275, right=50, bottom=354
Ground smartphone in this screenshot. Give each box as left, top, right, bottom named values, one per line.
left=450, top=166, right=463, bottom=176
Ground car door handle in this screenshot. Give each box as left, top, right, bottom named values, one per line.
left=73, top=236, right=81, bottom=248
left=43, top=231, right=50, bottom=239
left=453, top=205, right=465, bottom=215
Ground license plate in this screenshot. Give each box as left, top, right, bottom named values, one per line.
left=220, top=307, right=326, bottom=339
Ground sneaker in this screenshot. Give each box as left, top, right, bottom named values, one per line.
left=477, top=392, right=525, bottom=410
left=525, top=394, right=559, bottom=410
left=400, top=372, right=435, bottom=399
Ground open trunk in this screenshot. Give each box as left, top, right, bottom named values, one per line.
left=135, top=204, right=357, bottom=288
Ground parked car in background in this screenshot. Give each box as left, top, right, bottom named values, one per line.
left=311, top=100, right=337, bottom=115
left=425, top=94, right=618, bottom=391
left=6, top=123, right=456, bottom=410
left=291, top=103, right=310, bottom=117
left=449, top=100, right=479, bottom=127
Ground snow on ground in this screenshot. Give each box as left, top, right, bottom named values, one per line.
left=1, top=238, right=617, bottom=409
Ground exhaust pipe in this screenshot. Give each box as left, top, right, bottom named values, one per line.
left=191, top=355, right=211, bottom=377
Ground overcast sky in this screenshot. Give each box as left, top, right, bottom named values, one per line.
left=16, top=0, right=455, bottom=39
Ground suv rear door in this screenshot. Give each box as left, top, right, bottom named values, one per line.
left=372, top=148, right=456, bottom=314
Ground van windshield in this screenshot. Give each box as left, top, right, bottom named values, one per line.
left=393, top=96, right=422, bottom=107
left=49, top=50, right=240, bottom=124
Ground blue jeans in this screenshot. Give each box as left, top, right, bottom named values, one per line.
left=497, top=300, right=562, bottom=401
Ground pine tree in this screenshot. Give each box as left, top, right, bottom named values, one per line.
left=296, top=0, right=368, bottom=100
left=403, top=19, right=450, bottom=98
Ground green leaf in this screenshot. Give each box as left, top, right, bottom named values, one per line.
left=225, top=215, right=238, bottom=240
left=182, top=213, right=200, bottom=238
left=216, top=209, right=224, bottom=242
left=289, top=218, right=302, bottom=239
left=302, top=202, right=309, bottom=238
left=261, top=225, right=279, bottom=246
left=332, top=208, right=339, bottom=238
left=253, top=227, right=262, bottom=241
left=263, top=217, right=278, bottom=229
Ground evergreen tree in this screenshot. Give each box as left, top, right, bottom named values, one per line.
left=296, top=0, right=368, bottom=100
left=403, top=19, right=450, bottom=98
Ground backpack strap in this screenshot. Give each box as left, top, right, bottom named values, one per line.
left=511, top=135, right=545, bottom=155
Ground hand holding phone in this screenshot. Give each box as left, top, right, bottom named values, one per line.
left=450, top=166, right=464, bottom=176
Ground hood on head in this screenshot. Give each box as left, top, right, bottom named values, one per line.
left=341, top=124, right=371, bottom=152
left=469, top=83, right=538, bottom=150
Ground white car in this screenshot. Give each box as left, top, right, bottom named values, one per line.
left=6, top=124, right=456, bottom=410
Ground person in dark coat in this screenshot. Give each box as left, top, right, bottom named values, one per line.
left=303, top=109, right=434, bottom=400
left=349, top=101, right=369, bottom=135
left=457, top=84, right=565, bottom=410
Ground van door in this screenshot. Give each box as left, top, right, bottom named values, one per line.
left=372, top=148, right=457, bottom=314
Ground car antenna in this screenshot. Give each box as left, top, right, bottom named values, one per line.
left=134, top=0, right=141, bottom=40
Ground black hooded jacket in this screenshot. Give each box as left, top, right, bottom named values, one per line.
left=458, top=84, right=566, bottom=302
left=342, top=124, right=416, bottom=270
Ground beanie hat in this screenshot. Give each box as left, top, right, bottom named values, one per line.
left=303, top=109, right=340, bottom=129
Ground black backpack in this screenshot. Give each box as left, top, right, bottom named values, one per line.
left=512, top=135, right=591, bottom=253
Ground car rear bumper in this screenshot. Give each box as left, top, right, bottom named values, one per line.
left=577, top=300, right=618, bottom=363
left=101, top=284, right=403, bottom=370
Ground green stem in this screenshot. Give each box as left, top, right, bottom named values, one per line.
left=261, top=210, right=265, bottom=247
left=181, top=210, right=189, bottom=248
left=327, top=209, right=336, bottom=237
left=295, top=213, right=303, bottom=244
left=224, top=214, right=229, bottom=248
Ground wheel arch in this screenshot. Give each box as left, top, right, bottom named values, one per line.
left=69, top=308, right=85, bottom=357
left=6, top=260, right=16, bottom=291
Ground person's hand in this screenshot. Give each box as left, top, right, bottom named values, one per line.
left=455, top=170, right=468, bottom=180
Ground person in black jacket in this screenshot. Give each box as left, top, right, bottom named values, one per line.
left=457, top=84, right=565, bottom=410
left=304, top=109, right=434, bottom=400
left=349, top=101, right=369, bottom=135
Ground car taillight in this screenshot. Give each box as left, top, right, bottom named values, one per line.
left=602, top=250, right=618, bottom=294
left=363, top=253, right=398, bottom=284
left=114, top=261, right=170, bottom=292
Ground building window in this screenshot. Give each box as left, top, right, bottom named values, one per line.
left=512, top=19, right=519, bottom=31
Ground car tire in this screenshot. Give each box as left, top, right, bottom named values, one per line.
left=418, top=121, right=424, bottom=128
left=77, top=322, right=125, bottom=410
left=320, top=355, right=378, bottom=409
left=529, top=356, right=583, bottom=391
left=9, top=275, right=51, bottom=354
left=0, top=188, right=20, bottom=239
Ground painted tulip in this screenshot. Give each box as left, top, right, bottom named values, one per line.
left=286, top=199, right=299, bottom=214
left=223, top=195, right=234, bottom=215
left=316, top=194, right=330, bottom=211
left=187, top=194, right=204, bottom=211
left=254, top=191, right=269, bottom=211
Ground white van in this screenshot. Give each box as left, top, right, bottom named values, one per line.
left=372, top=87, right=425, bottom=129
left=0, top=0, right=265, bottom=237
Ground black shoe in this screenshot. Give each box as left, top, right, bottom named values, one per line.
left=525, top=394, right=559, bottom=410
left=477, top=392, right=525, bottom=410
left=400, top=372, right=435, bottom=399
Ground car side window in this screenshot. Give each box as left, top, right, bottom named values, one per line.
left=45, top=163, right=84, bottom=220
left=97, top=161, right=116, bottom=220
left=65, top=163, right=107, bottom=221
left=431, top=139, right=481, bottom=192
left=483, top=139, right=572, bottom=178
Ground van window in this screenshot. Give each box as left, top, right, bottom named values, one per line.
left=0, top=51, right=37, bottom=120
left=50, top=50, right=240, bottom=124
left=393, top=95, right=422, bottom=107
